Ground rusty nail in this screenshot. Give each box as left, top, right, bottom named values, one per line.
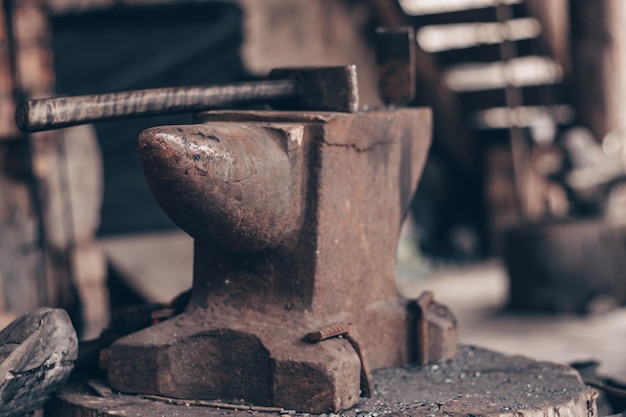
left=306, top=322, right=352, bottom=342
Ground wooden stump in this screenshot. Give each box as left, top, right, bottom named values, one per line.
left=46, top=346, right=597, bottom=417
left=504, top=218, right=626, bottom=313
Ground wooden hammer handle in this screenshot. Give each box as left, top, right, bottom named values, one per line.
left=15, top=79, right=299, bottom=133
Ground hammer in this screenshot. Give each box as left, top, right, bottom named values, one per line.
left=15, top=66, right=358, bottom=133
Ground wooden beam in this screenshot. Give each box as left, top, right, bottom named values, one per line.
left=569, top=0, right=626, bottom=141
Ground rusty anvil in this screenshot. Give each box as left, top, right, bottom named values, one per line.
left=17, top=61, right=455, bottom=413
left=105, top=107, right=447, bottom=413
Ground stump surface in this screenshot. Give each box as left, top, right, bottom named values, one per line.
left=47, top=346, right=597, bottom=417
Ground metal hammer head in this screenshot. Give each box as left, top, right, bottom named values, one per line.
left=375, top=27, right=416, bottom=106
left=269, top=65, right=359, bottom=113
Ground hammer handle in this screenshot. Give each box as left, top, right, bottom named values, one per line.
left=16, top=79, right=300, bottom=133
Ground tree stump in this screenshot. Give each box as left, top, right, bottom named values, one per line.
left=504, top=218, right=626, bottom=313
left=46, top=345, right=597, bottom=417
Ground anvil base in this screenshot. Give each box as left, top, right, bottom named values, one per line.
left=107, top=307, right=364, bottom=413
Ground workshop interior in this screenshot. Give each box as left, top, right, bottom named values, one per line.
left=1, top=0, right=626, bottom=416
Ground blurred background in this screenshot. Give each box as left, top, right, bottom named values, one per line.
left=1, top=0, right=626, bottom=395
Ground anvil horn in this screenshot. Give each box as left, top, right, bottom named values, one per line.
left=138, top=123, right=302, bottom=252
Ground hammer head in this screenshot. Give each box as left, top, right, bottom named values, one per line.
left=269, top=65, right=359, bottom=113
left=375, top=27, right=416, bottom=106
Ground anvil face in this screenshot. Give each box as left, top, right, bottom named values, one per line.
left=107, top=108, right=433, bottom=413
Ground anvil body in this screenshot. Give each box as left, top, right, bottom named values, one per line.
left=107, top=108, right=433, bottom=413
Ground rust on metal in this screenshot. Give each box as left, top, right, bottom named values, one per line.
left=306, top=322, right=353, bottom=342
left=307, top=322, right=372, bottom=397
left=269, top=65, right=359, bottom=113
left=344, top=330, right=373, bottom=398
left=106, top=108, right=433, bottom=413
left=412, top=291, right=458, bottom=365
left=415, top=290, right=434, bottom=365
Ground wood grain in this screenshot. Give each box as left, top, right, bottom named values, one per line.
left=15, top=79, right=299, bottom=132
left=47, top=346, right=598, bottom=417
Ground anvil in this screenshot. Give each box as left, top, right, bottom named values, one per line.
left=104, top=107, right=446, bottom=413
